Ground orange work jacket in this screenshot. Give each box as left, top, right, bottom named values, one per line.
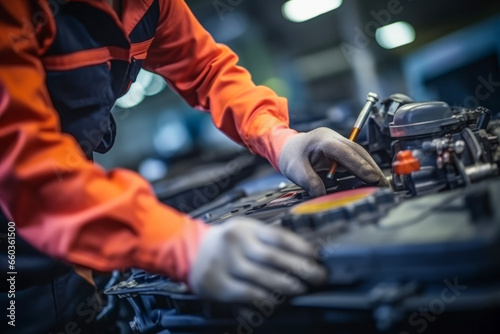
left=0, top=0, right=296, bottom=283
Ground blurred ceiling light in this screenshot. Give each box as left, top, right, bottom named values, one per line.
left=138, top=158, right=168, bottom=182
left=282, top=0, right=342, bottom=23
left=153, top=114, right=192, bottom=157
left=115, top=69, right=167, bottom=108
left=115, top=83, right=145, bottom=109
left=376, top=21, right=416, bottom=49
left=143, top=75, right=167, bottom=96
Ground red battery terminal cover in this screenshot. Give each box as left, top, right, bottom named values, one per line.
left=393, top=150, right=420, bottom=175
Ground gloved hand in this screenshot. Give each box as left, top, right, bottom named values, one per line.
left=188, top=218, right=326, bottom=302
left=279, top=127, right=388, bottom=197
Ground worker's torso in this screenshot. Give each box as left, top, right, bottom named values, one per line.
left=42, top=0, right=159, bottom=159
left=0, top=3, right=162, bottom=332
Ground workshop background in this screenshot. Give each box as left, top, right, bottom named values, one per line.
left=95, top=0, right=500, bottom=181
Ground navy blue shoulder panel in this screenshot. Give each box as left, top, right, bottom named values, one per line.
left=129, top=0, right=160, bottom=43
left=44, top=0, right=161, bottom=159
left=46, top=2, right=129, bottom=56
left=118, top=0, right=160, bottom=99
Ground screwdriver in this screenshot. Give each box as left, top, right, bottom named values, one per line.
left=326, top=92, right=379, bottom=180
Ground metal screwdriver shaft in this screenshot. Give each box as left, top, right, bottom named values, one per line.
left=326, top=92, right=379, bottom=180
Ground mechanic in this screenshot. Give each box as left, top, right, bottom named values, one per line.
left=0, top=0, right=387, bottom=332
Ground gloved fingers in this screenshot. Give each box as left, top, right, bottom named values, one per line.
left=256, top=225, right=316, bottom=258
left=188, top=219, right=324, bottom=304
left=341, top=142, right=388, bottom=186
left=278, top=133, right=326, bottom=197
left=230, top=257, right=308, bottom=295
left=285, top=161, right=326, bottom=198
left=327, top=131, right=381, bottom=170
left=327, top=132, right=388, bottom=185
left=320, top=137, right=385, bottom=185
left=218, top=275, right=270, bottom=302
left=244, top=241, right=326, bottom=286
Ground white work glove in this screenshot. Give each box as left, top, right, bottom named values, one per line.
left=279, top=127, right=388, bottom=197
left=188, top=218, right=326, bottom=302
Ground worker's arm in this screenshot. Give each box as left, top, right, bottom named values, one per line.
left=143, top=0, right=297, bottom=170
left=144, top=0, right=388, bottom=195
left=0, top=0, right=209, bottom=283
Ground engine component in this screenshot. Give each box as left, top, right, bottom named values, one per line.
left=389, top=102, right=499, bottom=195
left=366, top=93, right=414, bottom=168
left=107, top=94, right=500, bottom=334
left=107, top=179, right=500, bottom=334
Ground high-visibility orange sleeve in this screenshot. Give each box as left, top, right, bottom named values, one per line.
left=143, top=0, right=298, bottom=171
left=0, top=0, right=209, bottom=283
